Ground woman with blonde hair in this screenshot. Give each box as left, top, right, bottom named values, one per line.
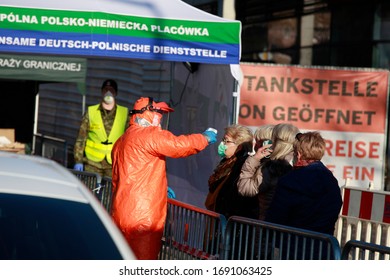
left=254, top=124, right=275, bottom=145
left=237, top=123, right=300, bottom=220
left=269, top=123, right=299, bottom=163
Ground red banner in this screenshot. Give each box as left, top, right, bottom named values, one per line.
left=238, top=63, right=390, bottom=189
left=239, top=64, right=389, bottom=133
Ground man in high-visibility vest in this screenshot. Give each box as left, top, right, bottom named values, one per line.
left=73, top=79, right=129, bottom=177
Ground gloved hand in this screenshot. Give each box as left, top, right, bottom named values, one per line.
left=167, top=186, right=176, bottom=199
left=74, top=163, right=84, bottom=171
left=202, top=128, right=217, bottom=144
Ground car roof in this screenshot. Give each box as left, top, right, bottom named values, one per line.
left=0, top=151, right=89, bottom=202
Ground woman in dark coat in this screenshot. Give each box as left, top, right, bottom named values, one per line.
left=206, top=124, right=259, bottom=219
left=265, top=131, right=343, bottom=259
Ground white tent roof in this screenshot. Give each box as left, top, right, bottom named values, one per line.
left=4, top=0, right=232, bottom=21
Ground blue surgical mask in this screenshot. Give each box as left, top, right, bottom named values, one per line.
left=218, top=142, right=227, bottom=158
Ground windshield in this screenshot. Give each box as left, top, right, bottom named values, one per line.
left=0, top=193, right=123, bottom=260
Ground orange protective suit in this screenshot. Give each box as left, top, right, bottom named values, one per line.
left=111, top=106, right=209, bottom=260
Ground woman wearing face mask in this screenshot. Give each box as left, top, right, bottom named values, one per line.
left=237, top=123, right=300, bottom=220
left=205, top=124, right=259, bottom=220
left=73, top=79, right=130, bottom=177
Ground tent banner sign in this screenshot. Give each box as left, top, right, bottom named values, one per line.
left=239, top=63, right=390, bottom=190
left=0, top=53, right=86, bottom=83
left=0, top=6, right=240, bottom=64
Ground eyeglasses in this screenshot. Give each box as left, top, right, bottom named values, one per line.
left=222, top=138, right=236, bottom=145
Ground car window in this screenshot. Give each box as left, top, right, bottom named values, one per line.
left=0, top=193, right=123, bottom=260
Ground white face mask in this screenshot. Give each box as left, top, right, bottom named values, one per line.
left=103, top=91, right=115, bottom=104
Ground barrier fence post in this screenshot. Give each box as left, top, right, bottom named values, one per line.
left=221, top=216, right=341, bottom=260
left=160, top=199, right=227, bottom=260
left=341, top=240, right=390, bottom=260
left=69, top=169, right=113, bottom=213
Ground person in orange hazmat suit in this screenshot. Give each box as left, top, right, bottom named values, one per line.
left=111, top=96, right=217, bottom=260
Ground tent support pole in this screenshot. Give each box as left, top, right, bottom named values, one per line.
left=32, top=92, right=40, bottom=155
left=232, top=79, right=239, bottom=124
left=82, top=94, right=86, bottom=115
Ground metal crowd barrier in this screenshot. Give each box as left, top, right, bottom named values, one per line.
left=100, top=178, right=114, bottom=214
left=68, top=171, right=390, bottom=260
left=69, top=169, right=113, bottom=213
left=159, top=198, right=227, bottom=260
left=221, top=216, right=341, bottom=260
left=341, top=240, right=390, bottom=260
left=33, top=134, right=68, bottom=167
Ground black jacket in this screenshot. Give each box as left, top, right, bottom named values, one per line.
left=215, top=149, right=259, bottom=219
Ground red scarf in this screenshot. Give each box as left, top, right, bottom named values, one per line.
left=293, top=159, right=317, bottom=169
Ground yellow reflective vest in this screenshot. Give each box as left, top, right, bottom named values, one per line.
left=85, top=104, right=128, bottom=164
